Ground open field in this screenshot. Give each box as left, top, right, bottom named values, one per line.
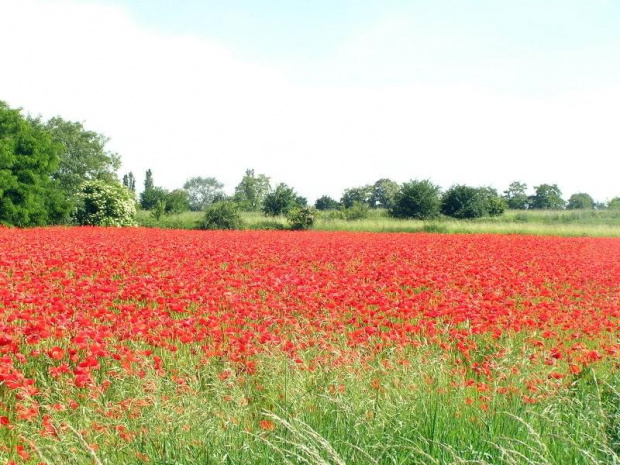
left=136, top=208, right=620, bottom=236
left=1, top=228, right=619, bottom=464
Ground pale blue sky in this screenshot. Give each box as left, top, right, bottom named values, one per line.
left=106, top=0, right=620, bottom=90
left=3, top=0, right=620, bottom=201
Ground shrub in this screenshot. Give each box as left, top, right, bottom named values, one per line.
left=140, top=186, right=168, bottom=210
left=73, top=180, right=137, bottom=226
left=530, top=184, right=565, bottom=210
left=201, top=201, right=243, bottom=230
left=262, top=183, right=298, bottom=217
left=441, top=185, right=506, bottom=219
left=151, top=200, right=166, bottom=221
left=389, top=179, right=441, bottom=220
left=165, top=189, right=190, bottom=214
left=314, top=195, right=340, bottom=211
left=287, top=206, right=316, bottom=230
left=567, top=193, right=595, bottom=210
left=343, top=201, right=370, bottom=220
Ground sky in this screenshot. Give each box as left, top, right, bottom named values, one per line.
left=2, top=0, right=620, bottom=202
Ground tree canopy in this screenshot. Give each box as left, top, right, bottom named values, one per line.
left=36, top=116, right=121, bottom=198
left=567, top=192, right=595, bottom=210
left=315, top=195, right=340, bottom=211
left=341, top=185, right=372, bottom=208
left=441, top=185, right=506, bottom=219
left=183, top=176, right=225, bottom=211
left=0, top=101, right=69, bottom=226
left=503, top=181, right=529, bottom=210
left=262, top=183, right=300, bottom=217
left=389, top=179, right=441, bottom=219
left=530, top=184, right=565, bottom=210
left=370, top=178, right=400, bottom=209
left=233, top=169, right=271, bottom=211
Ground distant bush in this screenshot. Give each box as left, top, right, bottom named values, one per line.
left=73, top=180, right=137, bottom=227
left=287, top=206, right=316, bottom=230
left=201, top=201, right=243, bottom=230
left=567, top=193, right=595, bottom=210
left=140, top=186, right=168, bottom=210
left=343, top=201, right=370, bottom=220
left=389, top=179, right=441, bottom=220
left=165, top=189, right=190, bottom=214
left=530, top=184, right=565, bottom=210
left=262, top=183, right=298, bottom=217
left=441, top=185, right=507, bottom=219
left=315, top=195, right=340, bottom=211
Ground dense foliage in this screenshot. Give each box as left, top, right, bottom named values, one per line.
left=286, top=206, right=316, bottom=230
left=530, top=184, right=566, bottom=210
left=201, top=200, right=243, bottom=229
left=567, top=192, right=595, bottom=210
left=314, top=195, right=340, bottom=210
left=441, top=185, right=507, bottom=219
left=40, top=116, right=121, bottom=198
left=261, top=183, right=299, bottom=217
left=233, top=169, right=271, bottom=211
left=183, top=176, right=225, bottom=211
left=0, top=101, right=69, bottom=226
left=389, top=179, right=441, bottom=219
left=73, top=179, right=137, bottom=226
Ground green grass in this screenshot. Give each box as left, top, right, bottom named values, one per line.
left=136, top=208, right=620, bottom=237
left=7, top=340, right=620, bottom=464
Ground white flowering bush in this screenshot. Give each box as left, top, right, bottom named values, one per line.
left=73, top=180, right=137, bottom=226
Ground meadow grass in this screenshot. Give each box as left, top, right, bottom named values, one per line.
left=6, top=336, right=620, bottom=464
left=136, top=208, right=620, bottom=237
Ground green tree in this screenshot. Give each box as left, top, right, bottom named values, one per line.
left=389, top=179, right=441, bottom=220
left=35, top=117, right=121, bottom=198
left=341, top=185, right=372, bottom=208
left=343, top=201, right=370, bottom=220
left=287, top=206, right=316, bottom=230
left=122, top=172, right=136, bottom=192
left=139, top=169, right=168, bottom=210
left=370, top=178, right=400, bottom=209
left=201, top=200, right=243, bottom=230
left=295, top=195, right=308, bottom=207
left=233, top=169, right=271, bottom=211
left=530, top=184, right=565, bottom=210
left=0, top=101, right=69, bottom=226
left=503, top=181, right=529, bottom=210
left=315, top=195, right=340, bottom=210
left=165, top=189, right=190, bottom=214
left=441, top=185, right=506, bottom=219
left=144, top=169, right=154, bottom=191
left=183, top=176, right=225, bottom=211
left=261, top=183, right=298, bottom=217
left=608, top=197, right=620, bottom=210
left=73, top=179, right=136, bottom=226
left=567, top=193, right=595, bottom=210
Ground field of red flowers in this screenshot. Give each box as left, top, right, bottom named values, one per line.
left=1, top=227, right=619, bottom=463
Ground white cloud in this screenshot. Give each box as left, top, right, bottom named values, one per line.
left=1, top=0, right=619, bottom=202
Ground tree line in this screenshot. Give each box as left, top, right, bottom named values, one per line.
left=2, top=101, right=619, bottom=228
left=137, top=168, right=620, bottom=227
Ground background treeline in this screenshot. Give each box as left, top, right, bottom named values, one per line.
left=2, top=101, right=619, bottom=229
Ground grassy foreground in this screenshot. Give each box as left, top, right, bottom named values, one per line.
left=136, top=208, right=620, bottom=237
left=11, top=342, right=620, bottom=464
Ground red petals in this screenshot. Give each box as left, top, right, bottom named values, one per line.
left=0, top=227, right=618, bottom=441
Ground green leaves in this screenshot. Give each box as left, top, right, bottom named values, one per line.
left=0, top=101, right=69, bottom=226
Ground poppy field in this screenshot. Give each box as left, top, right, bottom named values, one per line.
left=1, top=227, right=619, bottom=464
